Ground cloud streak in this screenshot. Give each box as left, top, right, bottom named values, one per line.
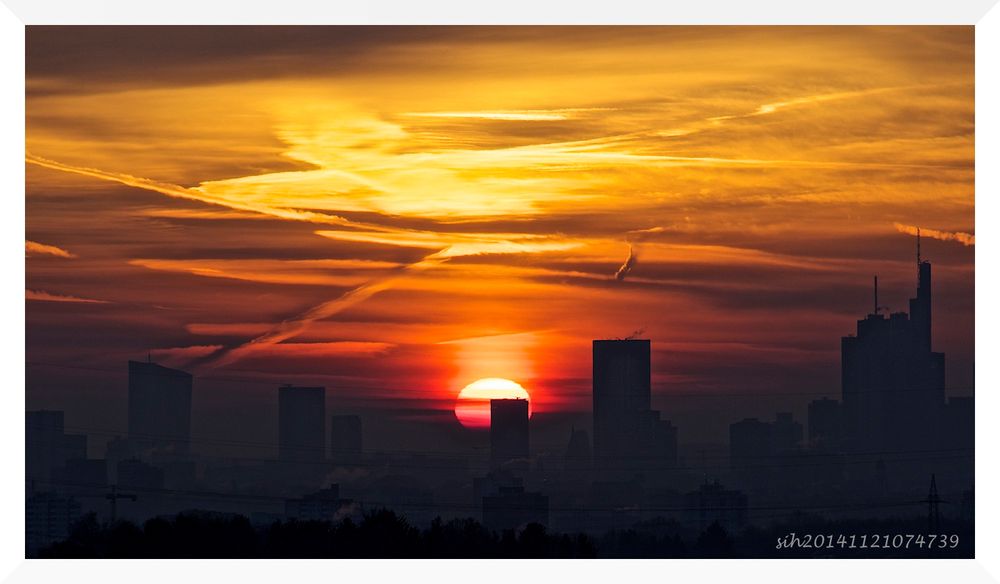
left=894, top=222, right=975, bottom=247
left=26, top=240, right=76, bottom=258
left=26, top=289, right=109, bottom=304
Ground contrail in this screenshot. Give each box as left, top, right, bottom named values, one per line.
left=894, top=223, right=974, bottom=247
left=27, top=153, right=576, bottom=369
left=200, top=254, right=449, bottom=369
left=26, top=153, right=456, bottom=369
left=26, top=153, right=386, bottom=230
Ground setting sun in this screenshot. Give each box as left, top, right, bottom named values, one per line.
left=454, top=378, right=532, bottom=429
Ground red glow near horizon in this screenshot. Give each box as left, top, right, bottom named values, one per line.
left=454, top=378, right=532, bottom=429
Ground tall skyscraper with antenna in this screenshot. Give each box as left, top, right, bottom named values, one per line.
left=841, top=238, right=945, bottom=453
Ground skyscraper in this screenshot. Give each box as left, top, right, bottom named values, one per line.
left=278, top=386, right=326, bottom=462
left=807, top=397, right=842, bottom=449
left=592, top=339, right=680, bottom=476
left=771, top=412, right=803, bottom=454
left=841, top=255, right=945, bottom=452
left=592, top=339, right=651, bottom=473
left=25, top=492, right=81, bottom=557
left=127, top=360, right=193, bottom=456
left=26, top=410, right=87, bottom=483
left=330, top=414, right=363, bottom=463
left=490, top=399, right=529, bottom=468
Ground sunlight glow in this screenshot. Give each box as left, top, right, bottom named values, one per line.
left=454, top=378, right=532, bottom=429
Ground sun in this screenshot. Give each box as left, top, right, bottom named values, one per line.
left=454, top=378, right=532, bottom=429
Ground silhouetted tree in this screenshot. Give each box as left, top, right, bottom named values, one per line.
left=694, top=521, right=734, bottom=558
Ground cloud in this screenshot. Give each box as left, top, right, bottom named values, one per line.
left=25, top=153, right=382, bottom=229
left=25, top=240, right=76, bottom=258
left=26, top=289, right=109, bottom=304
left=129, top=258, right=401, bottom=287
left=149, top=344, right=225, bottom=367
left=403, top=108, right=615, bottom=121
left=199, top=256, right=448, bottom=369
left=894, top=222, right=975, bottom=246
left=153, top=342, right=391, bottom=368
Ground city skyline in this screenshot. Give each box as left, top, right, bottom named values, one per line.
left=26, top=27, right=974, bottom=449
left=23, top=25, right=975, bottom=559
left=25, top=250, right=974, bottom=556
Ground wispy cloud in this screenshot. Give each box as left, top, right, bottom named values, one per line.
left=25, top=153, right=382, bottom=229
left=403, top=108, right=614, bottom=121
left=26, top=289, right=109, bottom=304
left=129, top=258, right=401, bottom=287
left=200, top=257, right=447, bottom=369
left=894, top=222, right=975, bottom=246
left=25, top=240, right=75, bottom=258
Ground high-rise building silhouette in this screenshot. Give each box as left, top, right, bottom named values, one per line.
left=278, top=385, right=326, bottom=462
left=26, top=410, right=87, bottom=483
left=490, top=399, right=529, bottom=468
left=564, top=427, right=592, bottom=475
left=807, top=397, right=842, bottom=449
left=592, top=339, right=679, bottom=476
left=25, top=492, right=81, bottom=557
left=770, top=412, right=803, bottom=454
left=330, top=414, right=363, bottom=463
left=648, top=415, right=679, bottom=468
left=593, top=339, right=650, bottom=472
left=841, top=251, right=945, bottom=452
left=729, top=417, right=772, bottom=464
left=52, top=458, right=107, bottom=495
left=128, top=360, right=192, bottom=456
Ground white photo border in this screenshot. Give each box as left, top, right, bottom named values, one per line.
left=2, top=1, right=996, bottom=582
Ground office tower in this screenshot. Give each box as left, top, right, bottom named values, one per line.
left=564, top=427, right=592, bottom=474
left=330, top=414, right=363, bottom=463
left=592, top=339, right=651, bottom=471
left=278, top=385, right=326, bottom=462
left=25, top=492, right=81, bottom=557
left=807, top=398, right=842, bottom=448
left=128, top=360, right=193, bottom=456
left=841, top=253, right=945, bottom=452
left=592, top=339, right=680, bottom=476
left=654, top=417, right=679, bottom=467
left=770, top=412, right=803, bottom=454
left=943, top=396, right=974, bottom=451
left=729, top=418, right=772, bottom=464
left=52, top=459, right=107, bottom=495
left=26, top=410, right=87, bottom=483
left=490, top=399, right=529, bottom=468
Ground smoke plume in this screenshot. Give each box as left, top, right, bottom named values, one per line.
left=614, top=245, right=637, bottom=281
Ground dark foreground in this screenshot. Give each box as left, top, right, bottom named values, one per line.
left=38, top=510, right=974, bottom=559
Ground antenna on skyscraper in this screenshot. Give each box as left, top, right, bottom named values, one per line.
left=917, top=227, right=922, bottom=265
left=873, top=275, right=878, bottom=315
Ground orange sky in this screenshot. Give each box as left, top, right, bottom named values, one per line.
left=24, top=27, right=974, bottom=441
